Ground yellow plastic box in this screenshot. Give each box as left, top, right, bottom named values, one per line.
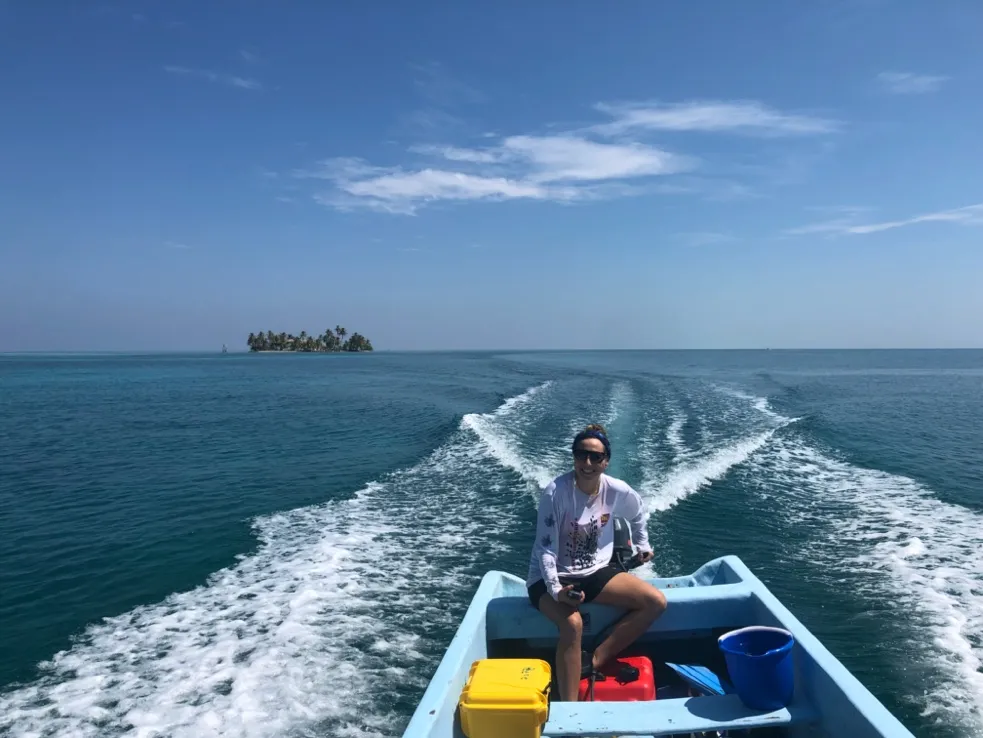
left=458, top=658, right=552, bottom=738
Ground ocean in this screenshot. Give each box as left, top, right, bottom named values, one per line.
left=1, top=350, right=981, bottom=738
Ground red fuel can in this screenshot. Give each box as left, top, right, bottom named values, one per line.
left=578, top=655, right=656, bottom=702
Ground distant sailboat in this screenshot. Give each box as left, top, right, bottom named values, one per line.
left=221, top=344, right=228, bottom=354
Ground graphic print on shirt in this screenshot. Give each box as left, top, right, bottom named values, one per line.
left=566, top=515, right=601, bottom=570
left=541, top=512, right=555, bottom=551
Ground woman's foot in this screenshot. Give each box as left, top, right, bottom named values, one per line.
left=580, top=649, right=595, bottom=678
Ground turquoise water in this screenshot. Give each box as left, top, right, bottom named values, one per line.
left=2, top=350, right=982, bottom=737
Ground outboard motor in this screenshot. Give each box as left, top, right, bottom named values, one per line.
left=610, top=517, right=643, bottom=572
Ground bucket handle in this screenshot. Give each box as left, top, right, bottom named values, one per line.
left=718, top=626, right=794, bottom=658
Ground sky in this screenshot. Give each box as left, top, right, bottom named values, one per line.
left=2, top=1, right=982, bottom=351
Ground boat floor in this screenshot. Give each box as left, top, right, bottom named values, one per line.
left=488, top=628, right=734, bottom=700
left=489, top=633, right=824, bottom=737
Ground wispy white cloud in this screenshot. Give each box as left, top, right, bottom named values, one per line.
left=409, top=144, right=501, bottom=163
left=783, top=219, right=856, bottom=236
left=314, top=191, right=416, bottom=216
left=877, top=72, right=948, bottom=94
left=292, top=157, right=393, bottom=181
left=294, top=95, right=839, bottom=215
left=847, top=204, right=983, bottom=234
left=786, top=203, right=983, bottom=236
left=164, top=240, right=191, bottom=249
left=591, top=100, right=840, bottom=136
left=301, top=134, right=691, bottom=214
left=501, top=135, right=690, bottom=182
left=343, top=169, right=552, bottom=203
left=410, top=137, right=690, bottom=179
left=164, top=65, right=262, bottom=90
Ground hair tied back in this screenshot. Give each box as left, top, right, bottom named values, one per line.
left=572, top=423, right=611, bottom=458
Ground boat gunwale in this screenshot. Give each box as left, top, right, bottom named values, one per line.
left=400, top=555, right=918, bottom=738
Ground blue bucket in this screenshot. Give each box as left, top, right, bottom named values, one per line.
left=717, top=626, right=795, bottom=711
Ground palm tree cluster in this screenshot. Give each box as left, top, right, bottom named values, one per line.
left=246, top=326, right=373, bottom=353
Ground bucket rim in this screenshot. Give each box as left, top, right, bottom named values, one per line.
left=718, top=626, right=794, bottom=655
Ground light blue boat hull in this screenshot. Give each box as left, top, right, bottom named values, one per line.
left=401, top=556, right=917, bottom=737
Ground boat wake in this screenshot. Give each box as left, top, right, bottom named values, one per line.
left=747, top=438, right=983, bottom=736
left=460, top=381, right=559, bottom=490
left=6, top=371, right=975, bottom=738
left=641, top=427, right=782, bottom=512
left=0, top=384, right=557, bottom=738
left=637, top=389, right=794, bottom=513
left=664, top=404, right=689, bottom=461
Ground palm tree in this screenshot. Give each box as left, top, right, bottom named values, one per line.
left=247, top=325, right=372, bottom=352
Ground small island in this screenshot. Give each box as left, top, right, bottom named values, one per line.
left=247, top=326, right=373, bottom=352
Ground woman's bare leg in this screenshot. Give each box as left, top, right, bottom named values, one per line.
left=536, top=593, right=584, bottom=701
left=590, top=573, right=667, bottom=669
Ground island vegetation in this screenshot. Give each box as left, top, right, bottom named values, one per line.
left=247, top=326, right=373, bottom=352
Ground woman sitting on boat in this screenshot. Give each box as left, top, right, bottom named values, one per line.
left=526, top=423, right=667, bottom=702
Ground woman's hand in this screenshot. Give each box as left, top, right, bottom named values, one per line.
left=558, top=584, right=585, bottom=607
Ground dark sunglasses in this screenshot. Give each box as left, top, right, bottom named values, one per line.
left=573, top=449, right=607, bottom=464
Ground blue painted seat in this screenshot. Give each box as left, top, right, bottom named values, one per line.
left=485, top=584, right=756, bottom=643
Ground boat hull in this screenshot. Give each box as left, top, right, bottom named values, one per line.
left=401, top=556, right=916, bottom=738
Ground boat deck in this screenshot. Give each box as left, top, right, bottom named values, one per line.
left=493, top=625, right=820, bottom=737
left=544, top=695, right=818, bottom=737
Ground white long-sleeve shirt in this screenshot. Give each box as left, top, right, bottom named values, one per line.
left=526, top=471, right=652, bottom=601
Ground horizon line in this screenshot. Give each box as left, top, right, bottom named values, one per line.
left=3, top=346, right=983, bottom=356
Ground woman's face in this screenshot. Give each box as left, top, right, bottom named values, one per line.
left=573, top=437, right=609, bottom=483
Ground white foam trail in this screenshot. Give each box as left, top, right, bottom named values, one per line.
left=639, top=389, right=792, bottom=512
left=0, top=385, right=552, bottom=738
left=665, top=406, right=688, bottom=461
left=756, top=439, right=983, bottom=735
left=562, top=381, right=631, bottom=443
left=713, top=385, right=787, bottom=424
left=461, top=381, right=559, bottom=489
left=493, top=380, right=552, bottom=416
left=642, top=428, right=779, bottom=511
left=604, top=381, right=631, bottom=427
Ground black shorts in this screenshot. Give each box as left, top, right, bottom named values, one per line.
left=527, top=565, right=622, bottom=610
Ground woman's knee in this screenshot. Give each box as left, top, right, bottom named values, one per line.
left=557, top=610, right=583, bottom=642
left=644, top=587, right=667, bottom=617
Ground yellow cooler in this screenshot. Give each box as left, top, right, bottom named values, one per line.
left=458, top=658, right=552, bottom=738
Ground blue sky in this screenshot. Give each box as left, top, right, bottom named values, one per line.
left=2, top=1, right=982, bottom=351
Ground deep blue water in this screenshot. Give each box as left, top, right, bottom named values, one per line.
left=2, top=350, right=982, bottom=737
